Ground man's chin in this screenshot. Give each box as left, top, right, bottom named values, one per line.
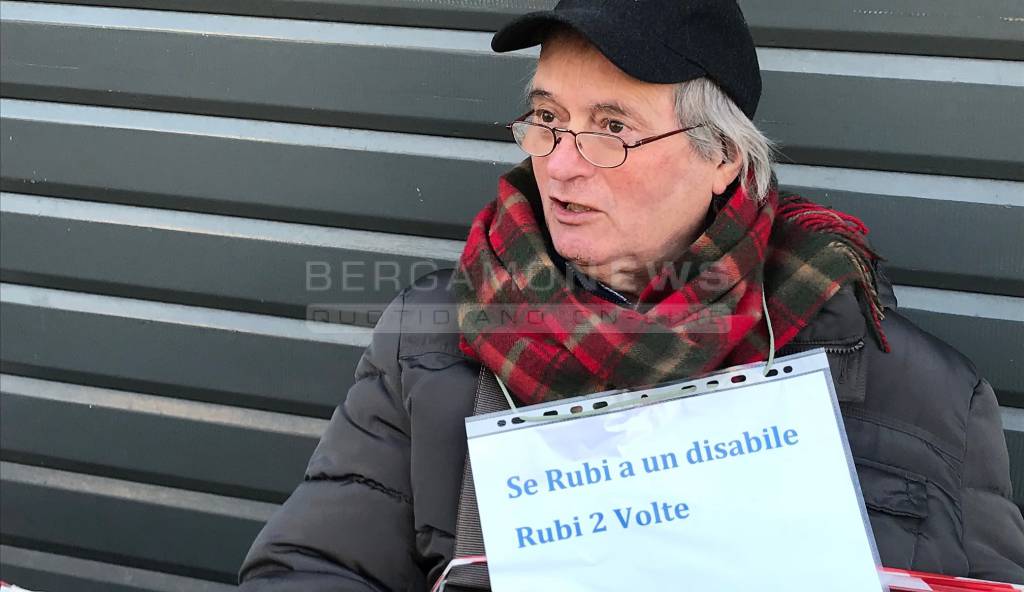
left=553, top=241, right=603, bottom=268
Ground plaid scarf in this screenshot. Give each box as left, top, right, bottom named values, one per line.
left=454, top=160, right=888, bottom=405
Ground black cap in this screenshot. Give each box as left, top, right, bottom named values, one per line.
left=492, top=0, right=761, bottom=119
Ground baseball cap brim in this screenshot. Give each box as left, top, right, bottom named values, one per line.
left=491, top=8, right=707, bottom=86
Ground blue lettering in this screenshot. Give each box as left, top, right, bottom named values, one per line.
left=546, top=468, right=566, bottom=491
left=506, top=475, right=523, bottom=499
left=612, top=506, right=633, bottom=528
left=507, top=475, right=539, bottom=498
left=515, top=526, right=536, bottom=548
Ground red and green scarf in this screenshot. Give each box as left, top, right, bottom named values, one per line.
left=454, top=160, right=888, bottom=405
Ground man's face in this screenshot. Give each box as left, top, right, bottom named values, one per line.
left=530, top=34, right=738, bottom=292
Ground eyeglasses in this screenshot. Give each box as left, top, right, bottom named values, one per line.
left=506, top=111, right=704, bottom=168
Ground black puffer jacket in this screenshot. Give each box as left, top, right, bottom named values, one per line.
left=239, top=267, right=1024, bottom=590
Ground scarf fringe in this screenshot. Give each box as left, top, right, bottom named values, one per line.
left=778, top=196, right=891, bottom=353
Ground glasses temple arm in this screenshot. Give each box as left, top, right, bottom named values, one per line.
left=625, top=124, right=704, bottom=149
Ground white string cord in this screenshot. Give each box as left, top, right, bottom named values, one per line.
left=761, top=287, right=776, bottom=376
left=494, top=373, right=517, bottom=410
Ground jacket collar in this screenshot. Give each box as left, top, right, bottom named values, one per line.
left=779, top=264, right=895, bottom=403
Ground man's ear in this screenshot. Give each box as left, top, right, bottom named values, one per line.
left=711, top=148, right=744, bottom=195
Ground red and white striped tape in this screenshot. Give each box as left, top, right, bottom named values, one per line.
left=882, top=567, right=1024, bottom=591
left=9, top=565, right=1021, bottom=592
left=428, top=560, right=1024, bottom=591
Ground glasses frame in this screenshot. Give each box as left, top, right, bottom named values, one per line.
left=506, top=110, right=704, bottom=168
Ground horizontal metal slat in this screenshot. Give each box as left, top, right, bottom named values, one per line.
left=740, top=0, right=1024, bottom=60
left=0, top=462, right=275, bottom=583
left=2, top=103, right=1022, bottom=296
left=2, top=9, right=1021, bottom=179
left=0, top=18, right=520, bottom=141
left=18, top=0, right=1024, bottom=59
left=0, top=545, right=235, bottom=592
left=0, top=374, right=324, bottom=502
left=757, top=71, right=1022, bottom=180
left=0, top=283, right=371, bottom=418
left=0, top=110, right=512, bottom=240
left=0, top=193, right=462, bottom=322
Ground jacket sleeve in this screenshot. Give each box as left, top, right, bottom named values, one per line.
left=963, top=377, right=1024, bottom=583
left=239, top=290, right=426, bottom=591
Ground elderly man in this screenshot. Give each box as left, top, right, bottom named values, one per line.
left=239, top=1, right=1024, bottom=589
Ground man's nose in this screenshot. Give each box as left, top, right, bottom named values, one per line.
left=545, top=131, right=594, bottom=180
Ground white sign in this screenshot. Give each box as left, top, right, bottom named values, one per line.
left=465, top=350, right=882, bottom=592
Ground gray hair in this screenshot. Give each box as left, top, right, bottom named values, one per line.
left=674, top=77, right=777, bottom=202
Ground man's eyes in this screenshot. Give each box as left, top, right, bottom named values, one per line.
left=604, top=119, right=626, bottom=134
left=534, top=109, right=558, bottom=123
left=532, top=109, right=630, bottom=136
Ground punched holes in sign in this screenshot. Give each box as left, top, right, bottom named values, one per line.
left=491, top=364, right=796, bottom=429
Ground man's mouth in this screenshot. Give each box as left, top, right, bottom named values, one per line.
left=551, top=197, right=596, bottom=213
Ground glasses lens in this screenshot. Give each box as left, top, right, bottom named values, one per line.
left=511, top=122, right=555, bottom=156
left=577, top=133, right=627, bottom=168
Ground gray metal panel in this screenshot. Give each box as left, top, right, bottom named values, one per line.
left=0, top=374, right=323, bottom=502
left=0, top=284, right=370, bottom=418
left=22, top=0, right=1024, bottom=59
left=0, top=545, right=235, bottom=592
left=0, top=462, right=273, bottom=583
left=2, top=17, right=1021, bottom=179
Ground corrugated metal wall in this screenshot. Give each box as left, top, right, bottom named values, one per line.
left=0, top=1, right=1021, bottom=589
